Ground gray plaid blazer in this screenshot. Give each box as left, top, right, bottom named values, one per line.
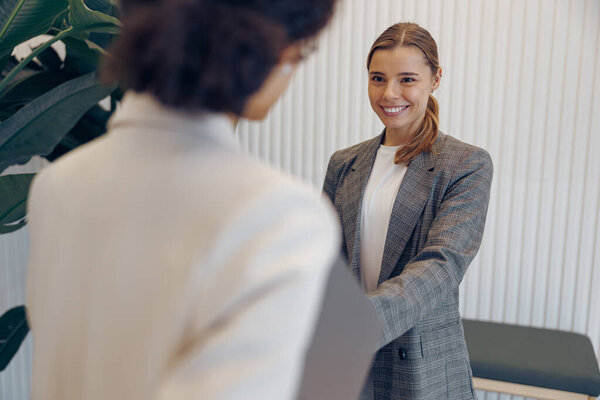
left=323, top=132, right=493, bottom=400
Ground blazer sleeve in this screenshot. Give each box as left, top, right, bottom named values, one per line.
left=323, top=152, right=342, bottom=204
left=157, top=187, right=339, bottom=400
left=369, top=147, right=493, bottom=349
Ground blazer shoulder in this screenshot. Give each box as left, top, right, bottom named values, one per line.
left=329, top=135, right=382, bottom=164
left=437, top=133, right=493, bottom=168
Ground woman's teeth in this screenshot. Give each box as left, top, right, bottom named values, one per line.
left=383, top=105, right=408, bottom=113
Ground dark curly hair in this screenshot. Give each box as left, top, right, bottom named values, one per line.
left=104, top=0, right=337, bottom=114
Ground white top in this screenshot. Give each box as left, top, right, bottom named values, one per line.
left=360, top=145, right=408, bottom=293
left=26, top=92, right=340, bottom=400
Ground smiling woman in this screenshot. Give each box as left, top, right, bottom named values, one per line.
left=323, top=22, right=493, bottom=400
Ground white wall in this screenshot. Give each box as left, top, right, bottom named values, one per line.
left=1, top=0, right=598, bottom=399
left=1, top=159, right=45, bottom=400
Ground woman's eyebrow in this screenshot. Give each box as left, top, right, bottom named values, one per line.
left=368, top=71, right=420, bottom=76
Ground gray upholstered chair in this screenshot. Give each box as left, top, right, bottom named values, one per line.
left=463, top=319, right=600, bottom=400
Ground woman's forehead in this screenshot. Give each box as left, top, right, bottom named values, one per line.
left=369, top=46, right=430, bottom=73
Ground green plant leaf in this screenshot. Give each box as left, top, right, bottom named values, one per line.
left=0, top=55, right=9, bottom=73
left=0, top=305, right=29, bottom=371
left=81, top=0, right=113, bottom=15
left=50, top=9, right=70, bottom=33
left=61, top=36, right=105, bottom=76
left=0, top=173, right=34, bottom=234
left=0, top=0, right=69, bottom=59
left=83, top=0, right=119, bottom=48
left=63, top=36, right=106, bottom=62
left=0, top=65, right=41, bottom=105
left=0, top=72, right=117, bottom=173
left=0, top=27, right=73, bottom=96
left=0, top=70, right=68, bottom=111
left=0, top=104, right=22, bottom=120
left=68, top=0, right=120, bottom=34
left=110, top=86, right=123, bottom=110
left=2, top=54, right=43, bottom=80
left=35, top=44, right=61, bottom=71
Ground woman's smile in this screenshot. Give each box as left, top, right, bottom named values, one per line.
left=380, top=105, right=410, bottom=116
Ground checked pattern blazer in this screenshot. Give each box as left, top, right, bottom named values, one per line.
left=323, top=132, right=493, bottom=400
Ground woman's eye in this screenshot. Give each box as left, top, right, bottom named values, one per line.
left=401, top=77, right=415, bottom=83
left=371, top=76, right=384, bottom=83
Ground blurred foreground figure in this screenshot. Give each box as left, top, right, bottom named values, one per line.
left=26, top=1, right=338, bottom=399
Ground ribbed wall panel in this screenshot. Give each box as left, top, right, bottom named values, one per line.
left=1, top=1, right=599, bottom=399
left=1, top=157, right=46, bottom=400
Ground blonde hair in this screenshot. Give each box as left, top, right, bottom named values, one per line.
left=367, top=22, right=440, bottom=164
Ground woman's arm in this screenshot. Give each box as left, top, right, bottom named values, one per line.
left=369, top=148, right=493, bottom=349
left=323, top=152, right=343, bottom=204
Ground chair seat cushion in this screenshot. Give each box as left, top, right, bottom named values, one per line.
left=462, top=319, right=600, bottom=396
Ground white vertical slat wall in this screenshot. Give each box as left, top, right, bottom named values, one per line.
left=1, top=158, right=45, bottom=400
left=0, top=1, right=598, bottom=399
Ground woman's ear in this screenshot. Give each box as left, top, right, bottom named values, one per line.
left=432, top=67, right=442, bottom=91
left=279, top=42, right=304, bottom=65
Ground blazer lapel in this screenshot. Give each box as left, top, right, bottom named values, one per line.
left=342, top=134, right=383, bottom=281
left=377, top=133, right=445, bottom=285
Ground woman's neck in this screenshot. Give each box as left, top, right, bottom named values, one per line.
left=383, top=127, right=414, bottom=146
left=226, top=113, right=239, bottom=128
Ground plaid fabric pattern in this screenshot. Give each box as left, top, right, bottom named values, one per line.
left=323, top=132, right=493, bottom=400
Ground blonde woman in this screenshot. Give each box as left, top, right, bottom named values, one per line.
left=324, top=22, right=493, bottom=400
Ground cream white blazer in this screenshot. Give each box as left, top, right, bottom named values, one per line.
left=26, top=92, right=339, bottom=400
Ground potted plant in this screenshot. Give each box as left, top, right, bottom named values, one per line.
left=0, top=0, right=121, bottom=371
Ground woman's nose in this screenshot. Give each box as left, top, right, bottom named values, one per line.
left=383, top=82, right=400, bottom=100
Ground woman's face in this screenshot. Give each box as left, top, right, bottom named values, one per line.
left=368, top=46, right=441, bottom=144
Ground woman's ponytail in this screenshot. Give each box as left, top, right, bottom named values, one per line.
left=393, top=94, right=439, bottom=164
